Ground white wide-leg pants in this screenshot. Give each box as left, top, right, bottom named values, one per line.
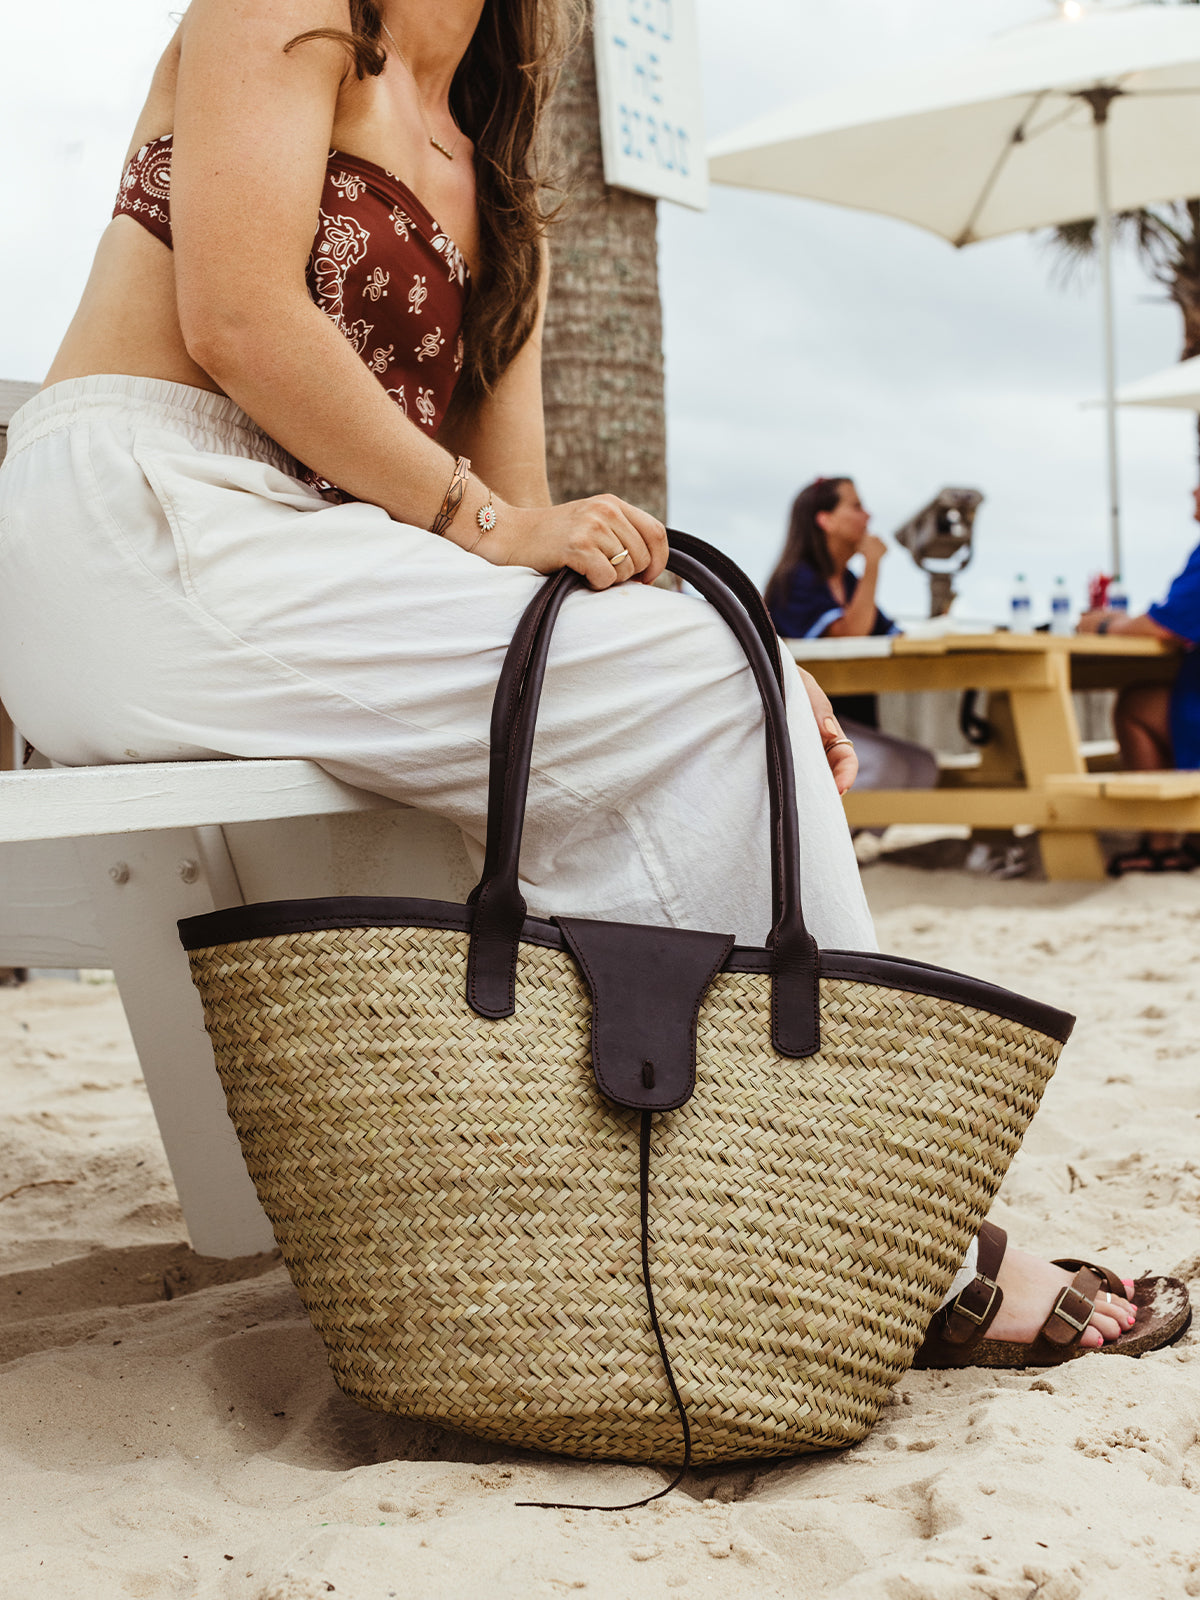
left=0, top=376, right=978, bottom=1298
left=0, top=377, right=876, bottom=950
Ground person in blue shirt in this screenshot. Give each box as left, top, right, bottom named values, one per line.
left=1078, top=486, right=1200, bottom=873
left=765, top=476, right=936, bottom=789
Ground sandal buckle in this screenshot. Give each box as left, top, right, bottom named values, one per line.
left=955, top=1274, right=1000, bottom=1326
left=1050, top=1286, right=1092, bottom=1334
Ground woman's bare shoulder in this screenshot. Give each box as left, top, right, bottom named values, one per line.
left=121, top=0, right=357, bottom=164
left=120, top=22, right=183, bottom=163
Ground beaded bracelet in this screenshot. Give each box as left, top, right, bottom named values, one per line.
left=431, top=455, right=471, bottom=539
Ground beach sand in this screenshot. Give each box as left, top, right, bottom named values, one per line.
left=2, top=867, right=1199, bottom=1598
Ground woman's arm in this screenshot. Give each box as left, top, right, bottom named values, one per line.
left=824, top=537, right=888, bottom=637
left=1076, top=611, right=1180, bottom=639
left=170, top=0, right=664, bottom=587
left=172, top=0, right=453, bottom=518
left=437, top=246, right=671, bottom=583
left=439, top=248, right=553, bottom=510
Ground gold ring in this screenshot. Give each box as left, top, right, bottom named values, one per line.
left=825, top=738, right=855, bottom=751
left=610, top=547, right=630, bottom=567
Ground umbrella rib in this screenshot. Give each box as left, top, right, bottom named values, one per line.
left=954, top=92, right=1046, bottom=247
left=1018, top=100, right=1082, bottom=143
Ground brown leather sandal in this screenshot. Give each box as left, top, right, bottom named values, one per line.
left=912, top=1221, right=1192, bottom=1370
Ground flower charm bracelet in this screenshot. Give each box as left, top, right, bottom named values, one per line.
left=476, top=493, right=498, bottom=535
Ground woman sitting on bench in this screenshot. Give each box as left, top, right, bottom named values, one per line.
left=0, top=0, right=1179, bottom=1365
left=765, top=476, right=938, bottom=791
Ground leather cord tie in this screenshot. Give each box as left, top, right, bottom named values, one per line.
left=517, top=1111, right=692, bottom=1511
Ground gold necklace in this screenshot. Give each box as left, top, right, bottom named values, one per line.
left=380, top=22, right=461, bottom=161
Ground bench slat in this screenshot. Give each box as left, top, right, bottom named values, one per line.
left=1045, top=771, right=1200, bottom=801
left=0, top=759, right=397, bottom=844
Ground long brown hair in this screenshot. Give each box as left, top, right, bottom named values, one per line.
left=763, top=477, right=851, bottom=613
left=286, top=0, right=579, bottom=405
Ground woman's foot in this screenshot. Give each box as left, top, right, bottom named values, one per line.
left=989, top=1243, right=1136, bottom=1349
left=1106, top=832, right=1198, bottom=876
left=909, top=1222, right=1190, bottom=1370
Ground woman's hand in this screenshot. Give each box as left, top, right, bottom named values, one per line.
left=796, top=666, right=858, bottom=795
left=862, top=533, right=888, bottom=566
left=481, top=495, right=669, bottom=588
left=826, top=535, right=887, bottom=637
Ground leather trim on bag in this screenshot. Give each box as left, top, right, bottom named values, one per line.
left=179, top=895, right=561, bottom=951
left=727, top=947, right=1075, bottom=1043
left=557, top=916, right=734, bottom=1111
left=767, top=919, right=821, bottom=1060
left=179, top=896, right=1074, bottom=1043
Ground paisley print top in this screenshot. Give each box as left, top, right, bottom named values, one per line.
left=113, top=134, right=470, bottom=495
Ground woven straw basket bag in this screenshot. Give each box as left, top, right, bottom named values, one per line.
left=180, top=535, right=1072, bottom=1476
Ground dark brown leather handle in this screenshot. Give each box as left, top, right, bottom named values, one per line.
left=466, top=569, right=580, bottom=1019
left=467, top=537, right=820, bottom=1056
left=468, top=565, right=579, bottom=905
left=667, top=530, right=789, bottom=691
left=473, top=533, right=787, bottom=902
left=471, top=533, right=790, bottom=928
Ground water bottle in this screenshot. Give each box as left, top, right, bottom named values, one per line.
left=1010, top=573, right=1032, bottom=631
left=1050, top=576, right=1072, bottom=636
left=1108, top=578, right=1129, bottom=615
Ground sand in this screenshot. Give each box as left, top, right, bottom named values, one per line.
left=2, top=867, right=1199, bottom=1599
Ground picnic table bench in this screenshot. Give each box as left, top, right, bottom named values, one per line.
left=789, top=629, right=1195, bottom=880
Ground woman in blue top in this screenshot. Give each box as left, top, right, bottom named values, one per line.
left=1078, top=486, right=1200, bottom=873
left=765, top=477, right=935, bottom=789
left=766, top=478, right=896, bottom=719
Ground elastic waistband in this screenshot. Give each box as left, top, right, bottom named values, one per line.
left=4, top=374, right=294, bottom=473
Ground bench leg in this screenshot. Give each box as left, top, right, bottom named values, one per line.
left=1009, top=657, right=1107, bottom=882
left=0, top=838, right=107, bottom=969
left=73, top=828, right=275, bottom=1259
left=1037, top=830, right=1108, bottom=882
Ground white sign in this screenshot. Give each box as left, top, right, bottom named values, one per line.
left=592, top=0, right=708, bottom=211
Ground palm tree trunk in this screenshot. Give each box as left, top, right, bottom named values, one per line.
left=539, top=7, right=667, bottom=521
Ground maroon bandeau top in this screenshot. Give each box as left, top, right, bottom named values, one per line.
left=113, top=134, right=470, bottom=495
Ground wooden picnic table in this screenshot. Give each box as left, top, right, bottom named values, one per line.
left=788, top=630, right=1187, bottom=880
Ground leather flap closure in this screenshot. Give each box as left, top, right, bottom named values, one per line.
left=556, top=916, right=735, bottom=1112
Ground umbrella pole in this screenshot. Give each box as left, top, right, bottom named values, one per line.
left=1085, top=89, right=1122, bottom=580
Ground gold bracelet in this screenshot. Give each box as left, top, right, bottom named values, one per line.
left=431, top=455, right=471, bottom=539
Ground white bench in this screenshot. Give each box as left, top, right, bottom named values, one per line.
left=0, top=759, right=473, bottom=1256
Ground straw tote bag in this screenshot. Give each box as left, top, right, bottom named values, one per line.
left=179, top=534, right=1072, bottom=1477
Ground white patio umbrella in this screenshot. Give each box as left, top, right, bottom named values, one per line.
left=1111, top=352, right=1200, bottom=409
left=708, top=3, right=1200, bottom=579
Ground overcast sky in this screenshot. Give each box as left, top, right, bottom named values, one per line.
left=3, top=0, right=1197, bottom=623
left=666, top=0, right=1198, bottom=621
